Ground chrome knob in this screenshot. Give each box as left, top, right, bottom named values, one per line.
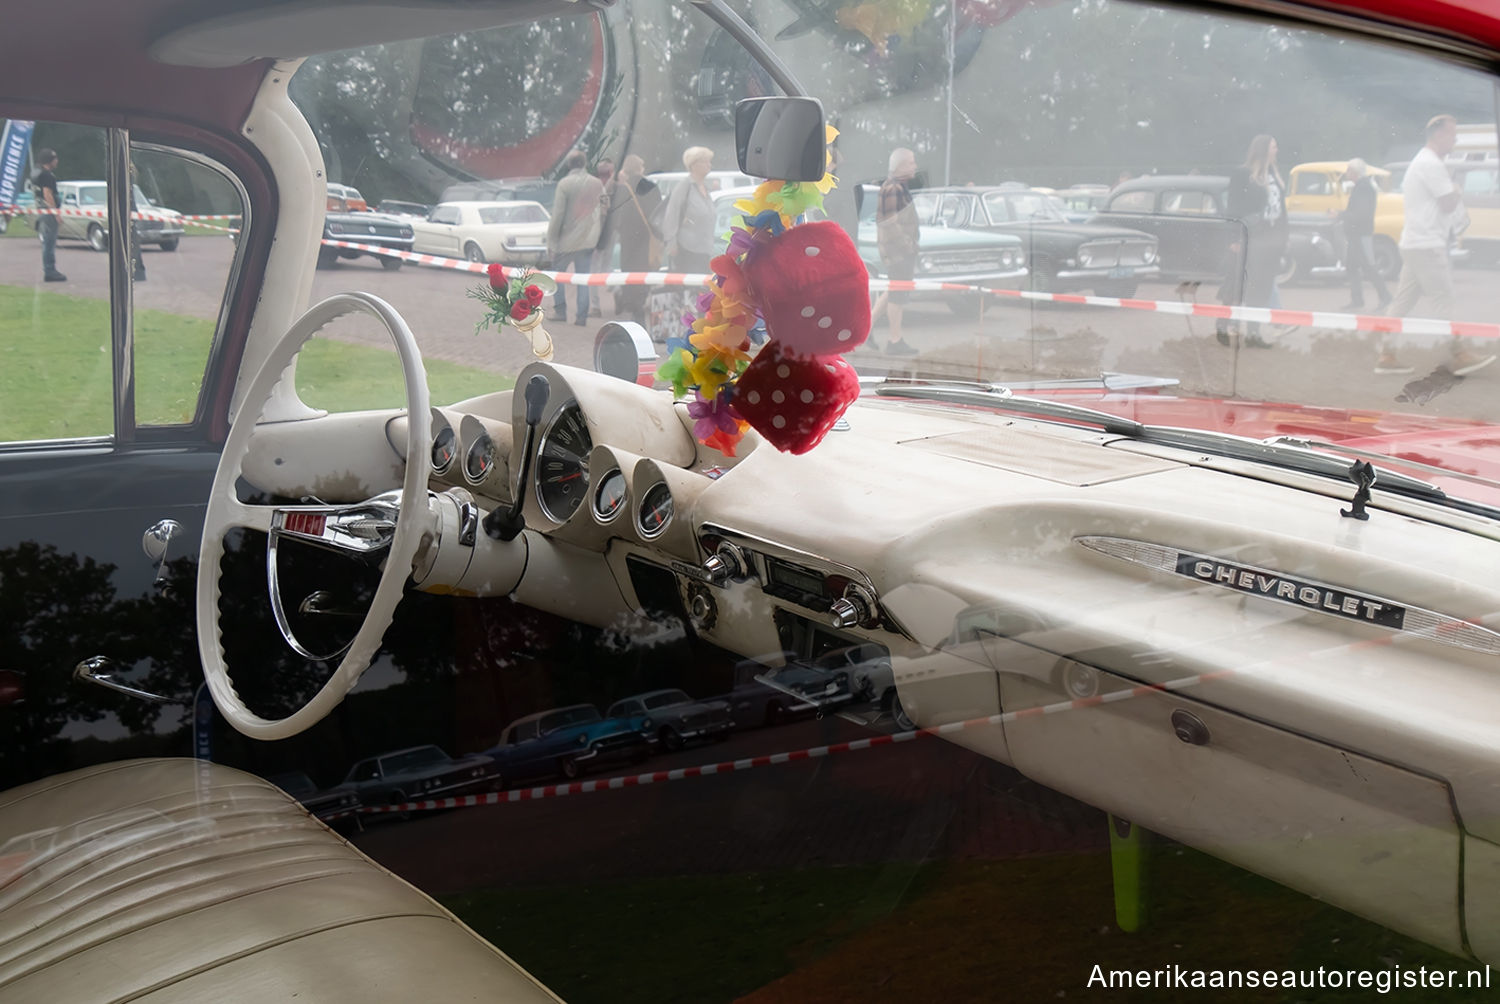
left=828, top=583, right=877, bottom=629
left=829, top=597, right=861, bottom=629
left=701, top=542, right=747, bottom=582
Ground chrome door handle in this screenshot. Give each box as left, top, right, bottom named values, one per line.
left=142, top=518, right=183, bottom=587
left=74, top=656, right=174, bottom=703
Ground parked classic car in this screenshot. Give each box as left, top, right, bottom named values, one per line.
left=326, top=182, right=368, bottom=212
left=439, top=176, right=556, bottom=207
left=375, top=198, right=432, bottom=219
left=318, top=192, right=414, bottom=269
left=854, top=182, right=1027, bottom=316
left=915, top=184, right=1159, bottom=296
left=46, top=180, right=184, bottom=251
left=1284, top=160, right=1403, bottom=278
left=410, top=200, right=550, bottom=264
left=9, top=1, right=1500, bottom=1002
left=333, top=746, right=501, bottom=810
left=483, top=705, right=651, bottom=783
left=268, top=770, right=362, bottom=825
left=606, top=688, right=732, bottom=750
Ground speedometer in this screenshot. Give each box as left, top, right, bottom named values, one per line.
left=536, top=401, right=592, bottom=522
left=431, top=425, right=456, bottom=474
left=464, top=434, right=496, bottom=483
left=638, top=482, right=673, bottom=538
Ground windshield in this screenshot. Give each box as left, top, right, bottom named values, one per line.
left=287, top=0, right=1499, bottom=508
left=379, top=747, right=449, bottom=772
left=540, top=706, right=601, bottom=731
left=641, top=690, right=691, bottom=710
left=477, top=204, right=548, bottom=225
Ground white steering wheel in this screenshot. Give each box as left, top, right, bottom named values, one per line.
left=197, top=292, right=431, bottom=740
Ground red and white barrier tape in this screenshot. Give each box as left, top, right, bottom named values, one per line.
left=1, top=204, right=241, bottom=223
left=317, top=237, right=1500, bottom=344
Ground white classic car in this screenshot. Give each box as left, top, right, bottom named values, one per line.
left=4, top=0, right=1500, bottom=1002
left=411, top=200, right=550, bottom=264
left=49, top=180, right=185, bottom=251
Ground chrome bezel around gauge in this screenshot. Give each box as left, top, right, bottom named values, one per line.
left=463, top=433, right=497, bottom=485
left=431, top=422, right=457, bottom=476
left=592, top=468, right=628, bottom=524
left=637, top=481, right=674, bottom=539
left=536, top=400, right=593, bottom=524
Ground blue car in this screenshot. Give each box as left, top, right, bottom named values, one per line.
left=483, top=704, right=652, bottom=784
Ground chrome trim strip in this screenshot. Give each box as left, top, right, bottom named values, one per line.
left=698, top=522, right=879, bottom=595
left=1076, top=535, right=1500, bottom=657
left=108, top=129, right=135, bottom=443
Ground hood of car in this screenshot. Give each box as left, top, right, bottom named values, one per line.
left=1006, top=221, right=1154, bottom=243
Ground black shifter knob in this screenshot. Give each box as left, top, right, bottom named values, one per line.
left=483, top=373, right=551, bottom=541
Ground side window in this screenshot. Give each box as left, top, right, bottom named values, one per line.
left=350, top=760, right=379, bottom=782
left=0, top=121, right=111, bottom=442
left=1162, top=189, right=1217, bottom=214
left=1105, top=189, right=1154, bottom=213
left=130, top=142, right=246, bottom=428
left=433, top=206, right=461, bottom=225
left=1462, top=169, right=1498, bottom=195
left=938, top=197, right=971, bottom=228
left=1295, top=173, right=1331, bottom=196
left=513, top=720, right=539, bottom=743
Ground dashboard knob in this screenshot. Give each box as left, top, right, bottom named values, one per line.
left=688, top=586, right=717, bottom=631
left=701, top=542, right=748, bottom=582
left=829, top=597, right=862, bottom=629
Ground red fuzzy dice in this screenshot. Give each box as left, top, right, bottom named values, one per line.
left=735, top=341, right=860, bottom=454
left=741, top=221, right=870, bottom=357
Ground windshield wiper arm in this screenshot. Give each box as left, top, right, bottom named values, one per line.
left=874, top=384, right=1446, bottom=500
left=875, top=384, right=1146, bottom=436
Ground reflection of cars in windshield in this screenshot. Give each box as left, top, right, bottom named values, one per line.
left=333, top=746, right=500, bottom=811
left=326, top=182, right=368, bottom=212
left=46, top=180, right=185, bottom=252
left=915, top=185, right=1159, bottom=297
left=607, top=689, right=732, bottom=750
left=376, top=199, right=432, bottom=219
left=318, top=194, right=414, bottom=270
left=411, top=200, right=549, bottom=264
left=439, top=176, right=556, bottom=208
left=269, top=770, right=362, bottom=824
left=483, top=704, right=651, bottom=783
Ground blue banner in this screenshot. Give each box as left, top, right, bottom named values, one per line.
left=0, top=120, right=35, bottom=209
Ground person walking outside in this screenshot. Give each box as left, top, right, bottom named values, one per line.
left=661, top=146, right=717, bottom=275
left=547, top=149, right=604, bottom=326
left=605, top=154, right=662, bottom=325
left=1375, top=114, right=1494, bottom=376
left=590, top=158, right=616, bottom=316
left=1337, top=159, right=1387, bottom=312
left=870, top=147, right=920, bottom=355
left=1216, top=134, right=1288, bottom=348
left=33, top=148, right=65, bottom=282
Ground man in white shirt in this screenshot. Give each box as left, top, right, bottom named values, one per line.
left=1376, top=114, right=1494, bottom=376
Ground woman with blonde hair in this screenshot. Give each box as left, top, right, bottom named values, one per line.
left=661, top=146, right=717, bottom=274
left=1217, top=133, right=1289, bottom=347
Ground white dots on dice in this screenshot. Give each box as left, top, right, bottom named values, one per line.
left=772, top=415, right=786, bottom=429
left=800, top=389, right=814, bottom=403
left=804, top=246, right=820, bottom=257
left=777, top=364, right=791, bottom=378
left=818, top=316, right=833, bottom=329
left=772, top=390, right=785, bottom=404
left=747, top=390, right=761, bottom=404
left=800, top=305, right=816, bottom=318
left=837, top=329, right=852, bottom=341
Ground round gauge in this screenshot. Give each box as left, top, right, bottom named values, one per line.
left=592, top=469, right=627, bottom=522
left=536, top=402, right=593, bottom=522
left=431, top=425, right=456, bottom=474
left=638, top=482, right=674, bottom=538
left=464, top=434, right=496, bottom=483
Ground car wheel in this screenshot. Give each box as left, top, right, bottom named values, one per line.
left=558, top=755, right=582, bottom=780
left=1275, top=253, right=1300, bottom=286
left=1372, top=236, right=1401, bottom=281
left=388, top=791, right=411, bottom=822
left=945, top=293, right=985, bottom=319
left=464, top=242, right=486, bottom=264
left=159, top=237, right=179, bottom=252
left=87, top=222, right=107, bottom=252
left=659, top=726, right=685, bottom=752
left=1096, top=279, right=1139, bottom=298
left=889, top=691, right=916, bottom=731
left=380, top=255, right=403, bottom=271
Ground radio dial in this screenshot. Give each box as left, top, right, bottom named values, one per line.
left=701, top=542, right=749, bottom=583
left=828, top=583, right=877, bottom=628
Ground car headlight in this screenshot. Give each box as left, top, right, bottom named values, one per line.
left=1064, top=257, right=1077, bottom=267
left=327, top=223, right=344, bottom=235
left=1143, top=247, right=1157, bottom=264
left=918, top=255, right=935, bottom=273
left=505, top=236, right=517, bottom=247
left=642, top=717, right=653, bottom=730
left=399, top=226, right=413, bottom=238
left=1078, top=251, right=1093, bottom=266
left=577, top=733, right=588, bottom=745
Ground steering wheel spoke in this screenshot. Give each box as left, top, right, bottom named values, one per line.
left=197, top=292, right=431, bottom=740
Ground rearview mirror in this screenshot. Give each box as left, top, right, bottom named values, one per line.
left=735, top=96, right=826, bottom=182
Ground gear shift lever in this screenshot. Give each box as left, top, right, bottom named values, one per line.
left=483, top=374, right=550, bottom=541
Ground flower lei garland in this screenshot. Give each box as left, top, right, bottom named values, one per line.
left=470, top=263, right=559, bottom=361
left=656, top=128, right=842, bottom=456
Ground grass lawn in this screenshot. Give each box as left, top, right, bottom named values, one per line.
left=441, top=849, right=1492, bottom=1004
left=0, top=284, right=511, bottom=441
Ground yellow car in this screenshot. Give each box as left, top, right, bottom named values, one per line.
left=1285, top=160, right=1403, bottom=278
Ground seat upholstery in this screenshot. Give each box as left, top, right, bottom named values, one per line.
left=0, top=758, right=562, bottom=1002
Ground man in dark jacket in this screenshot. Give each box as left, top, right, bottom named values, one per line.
left=1340, top=158, right=1388, bottom=311
left=33, top=149, right=65, bottom=282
